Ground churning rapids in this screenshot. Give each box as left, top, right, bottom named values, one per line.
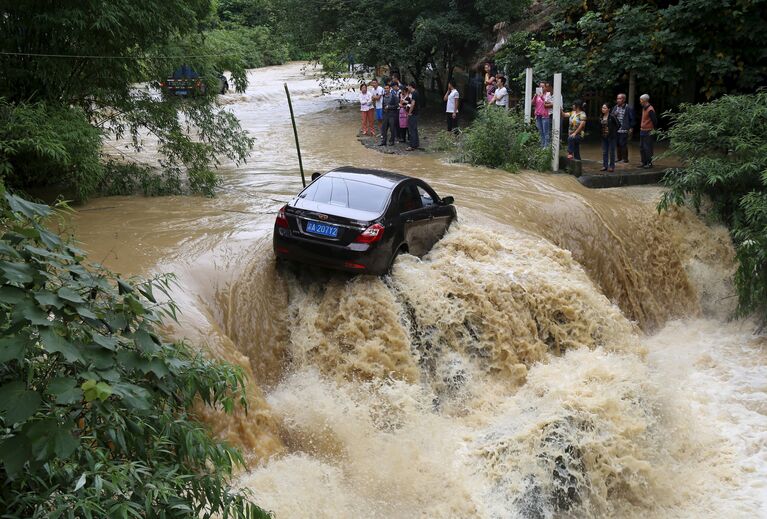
left=71, top=63, right=766, bottom=517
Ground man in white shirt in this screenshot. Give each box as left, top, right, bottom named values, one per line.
left=444, top=80, right=460, bottom=132
left=494, top=76, right=509, bottom=108
left=370, top=79, right=384, bottom=136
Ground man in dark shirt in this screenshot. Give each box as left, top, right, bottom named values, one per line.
left=379, top=82, right=400, bottom=146
left=611, top=93, right=635, bottom=163
left=406, top=82, right=420, bottom=150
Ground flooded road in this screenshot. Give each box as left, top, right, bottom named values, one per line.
left=71, top=63, right=765, bottom=517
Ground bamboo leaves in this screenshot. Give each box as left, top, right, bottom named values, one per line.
left=0, top=193, right=267, bottom=517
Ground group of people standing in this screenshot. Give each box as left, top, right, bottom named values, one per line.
left=358, top=77, right=421, bottom=151
left=530, top=84, right=658, bottom=172
left=358, top=66, right=659, bottom=169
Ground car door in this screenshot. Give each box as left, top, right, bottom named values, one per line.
left=414, top=182, right=452, bottom=251
left=398, top=181, right=432, bottom=257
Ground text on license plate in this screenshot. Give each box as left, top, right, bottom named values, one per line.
left=306, top=221, right=339, bottom=238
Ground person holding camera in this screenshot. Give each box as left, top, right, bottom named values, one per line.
left=532, top=81, right=553, bottom=147
left=398, top=86, right=410, bottom=143
left=406, top=82, right=420, bottom=150
left=444, top=80, right=460, bottom=132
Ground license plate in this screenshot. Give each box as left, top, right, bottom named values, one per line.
left=306, top=221, right=339, bottom=238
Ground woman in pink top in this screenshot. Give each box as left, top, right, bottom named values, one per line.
left=358, top=83, right=374, bottom=136
left=398, top=86, right=411, bottom=143
left=532, top=81, right=552, bottom=148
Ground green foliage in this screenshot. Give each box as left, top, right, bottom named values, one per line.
left=217, top=0, right=275, bottom=27
left=0, top=189, right=269, bottom=518
left=276, top=0, right=531, bottom=89
left=0, top=0, right=256, bottom=201
left=514, top=0, right=767, bottom=99
left=460, top=107, right=550, bottom=172
left=0, top=100, right=103, bottom=203
left=204, top=27, right=289, bottom=69
left=658, top=91, right=767, bottom=319
left=100, top=161, right=184, bottom=197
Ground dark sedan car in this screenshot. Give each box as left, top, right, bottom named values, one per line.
left=273, top=167, right=456, bottom=275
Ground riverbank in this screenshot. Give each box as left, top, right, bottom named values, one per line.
left=68, top=62, right=765, bottom=519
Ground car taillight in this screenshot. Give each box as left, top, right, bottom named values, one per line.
left=276, top=205, right=289, bottom=228
left=354, top=223, right=384, bottom=244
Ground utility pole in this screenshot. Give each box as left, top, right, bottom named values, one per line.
left=524, top=67, right=533, bottom=124
left=551, top=73, right=562, bottom=172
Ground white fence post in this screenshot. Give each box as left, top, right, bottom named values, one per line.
left=551, top=73, right=562, bottom=172
left=524, top=67, right=533, bottom=123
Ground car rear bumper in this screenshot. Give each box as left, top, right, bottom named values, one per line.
left=273, top=228, right=389, bottom=275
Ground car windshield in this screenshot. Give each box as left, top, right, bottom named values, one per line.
left=299, top=176, right=391, bottom=213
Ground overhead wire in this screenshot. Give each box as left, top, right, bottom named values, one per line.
left=0, top=51, right=242, bottom=60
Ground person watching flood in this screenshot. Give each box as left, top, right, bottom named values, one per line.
left=532, top=81, right=553, bottom=148
left=639, top=94, right=658, bottom=169
left=406, top=82, right=420, bottom=151
left=444, top=80, right=460, bottom=133
left=370, top=78, right=384, bottom=137
left=379, top=82, right=400, bottom=147
left=611, top=93, right=635, bottom=164
left=358, top=82, right=374, bottom=136
left=562, top=100, right=587, bottom=161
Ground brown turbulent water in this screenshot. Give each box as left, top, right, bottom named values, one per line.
left=71, top=63, right=765, bottom=517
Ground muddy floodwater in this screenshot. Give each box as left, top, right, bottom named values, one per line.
left=71, top=63, right=766, bottom=518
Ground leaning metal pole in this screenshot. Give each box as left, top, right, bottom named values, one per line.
left=284, top=82, right=306, bottom=187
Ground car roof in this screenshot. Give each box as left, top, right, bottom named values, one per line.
left=324, top=166, right=412, bottom=188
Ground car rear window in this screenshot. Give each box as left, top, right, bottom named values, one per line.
left=300, top=176, right=391, bottom=213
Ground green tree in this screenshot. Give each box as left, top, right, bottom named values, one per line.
left=499, top=0, right=767, bottom=99
left=0, top=0, right=256, bottom=200
left=0, top=189, right=269, bottom=517
left=658, top=91, right=767, bottom=320
left=274, top=0, right=529, bottom=91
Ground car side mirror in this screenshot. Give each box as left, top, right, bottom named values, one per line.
left=440, top=196, right=454, bottom=205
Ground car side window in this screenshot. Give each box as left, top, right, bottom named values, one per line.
left=399, top=184, right=422, bottom=213
left=417, top=185, right=435, bottom=207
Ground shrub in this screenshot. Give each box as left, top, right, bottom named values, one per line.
left=460, top=107, right=550, bottom=172
left=100, top=161, right=184, bottom=197
left=0, top=189, right=269, bottom=518
left=658, top=91, right=767, bottom=319
left=0, top=100, right=103, bottom=203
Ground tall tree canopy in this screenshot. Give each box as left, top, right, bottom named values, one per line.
left=273, top=0, right=529, bottom=89
left=0, top=0, right=256, bottom=199
left=497, top=0, right=767, bottom=99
